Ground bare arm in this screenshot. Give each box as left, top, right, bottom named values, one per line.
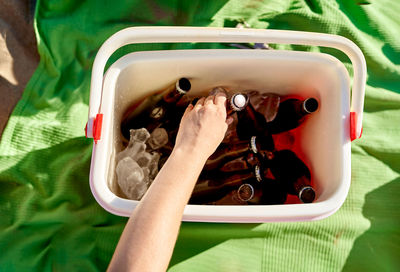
left=108, top=92, right=229, bottom=272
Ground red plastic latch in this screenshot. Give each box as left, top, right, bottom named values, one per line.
left=93, top=114, right=103, bottom=143
left=350, top=112, right=362, bottom=141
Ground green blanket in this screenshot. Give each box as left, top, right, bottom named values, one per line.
left=1, top=0, right=399, bottom=271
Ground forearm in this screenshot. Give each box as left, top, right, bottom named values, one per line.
left=108, top=147, right=207, bottom=272
left=108, top=90, right=228, bottom=271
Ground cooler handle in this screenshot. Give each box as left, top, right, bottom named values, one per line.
left=87, top=27, right=366, bottom=140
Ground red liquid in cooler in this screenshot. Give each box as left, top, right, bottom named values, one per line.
left=271, top=95, right=315, bottom=205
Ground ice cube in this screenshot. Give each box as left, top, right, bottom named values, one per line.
left=134, top=150, right=160, bottom=167
left=138, top=152, right=160, bottom=182
left=130, top=128, right=150, bottom=143
left=117, top=141, right=146, bottom=162
left=135, top=152, right=153, bottom=167
left=142, top=166, right=150, bottom=186
left=132, top=151, right=161, bottom=182
left=147, top=128, right=169, bottom=150
left=116, top=157, right=149, bottom=200
left=117, top=128, right=150, bottom=161
left=148, top=152, right=160, bottom=180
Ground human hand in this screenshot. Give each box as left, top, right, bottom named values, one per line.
left=174, top=90, right=231, bottom=161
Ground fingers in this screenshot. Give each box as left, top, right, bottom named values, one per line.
left=203, top=88, right=228, bottom=107
left=204, top=95, right=215, bottom=106
left=209, top=87, right=228, bottom=96
left=183, top=103, right=194, bottom=116
left=194, top=97, right=206, bottom=109
left=214, top=91, right=227, bottom=107
left=180, top=104, right=193, bottom=122
left=209, top=88, right=228, bottom=107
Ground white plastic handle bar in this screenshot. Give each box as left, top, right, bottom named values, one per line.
left=87, top=26, right=366, bottom=139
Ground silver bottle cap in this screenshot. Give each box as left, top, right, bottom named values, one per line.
left=230, top=93, right=248, bottom=111
left=254, top=165, right=262, bottom=182
left=250, top=136, right=258, bottom=154
left=176, top=78, right=191, bottom=94
left=302, top=98, right=319, bottom=114
left=237, top=183, right=255, bottom=202
left=299, top=186, right=316, bottom=203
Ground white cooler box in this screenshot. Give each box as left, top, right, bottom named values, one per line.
left=85, top=27, right=366, bottom=223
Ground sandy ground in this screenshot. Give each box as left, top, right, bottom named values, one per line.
left=0, top=0, right=39, bottom=139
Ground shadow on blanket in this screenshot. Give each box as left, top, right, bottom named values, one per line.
left=0, top=137, right=126, bottom=270
left=342, top=178, right=400, bottom=271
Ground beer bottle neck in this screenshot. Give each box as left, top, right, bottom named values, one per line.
left=293, top=176, right=315, bottom=203
left=227, top=93, right=248, bottom=115
left=289, top=98, right=319, bottom=116
left=162, top=78, right=191, bottom=103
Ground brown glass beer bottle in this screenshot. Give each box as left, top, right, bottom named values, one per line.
left=204, top=135, right=273, bottom=171
left=266, top=97, right=319, bottom=134
left=269, top=149, right=315, bottom=203
left=190, top=164, right=265, bottom=204
left=205, top=177, right=287, bottom=205
left=121, top=78, right=191, bottom=139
